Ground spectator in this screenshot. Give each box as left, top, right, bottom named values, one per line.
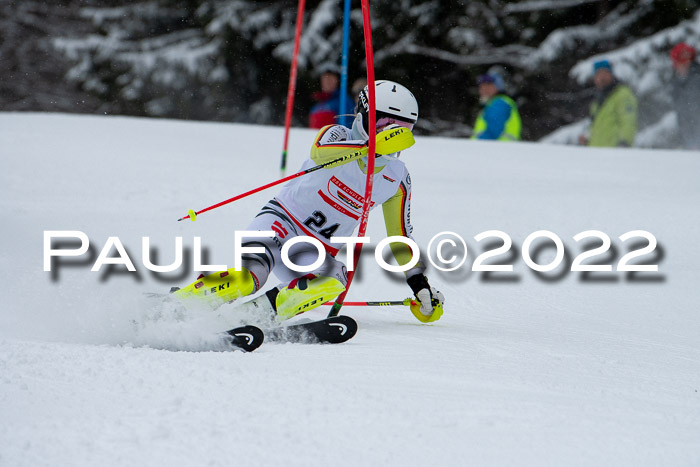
left=579, top=60, right=637, bottom=147
left=471, top=71, right=521, bottom=141
left=309, top=65, right=354, bottom=129
left=670, top=43, right=700, bottom=150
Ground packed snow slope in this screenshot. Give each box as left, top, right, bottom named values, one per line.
left=1, top=113, right=699, bottom=467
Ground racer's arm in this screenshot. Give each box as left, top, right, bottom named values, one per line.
left=381, top=175, right=424, bottom=278
left=382, top=171, right=444, bottom=322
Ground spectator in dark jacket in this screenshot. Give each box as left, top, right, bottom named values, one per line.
left=670, top=43, right=700, bottom=150
left=308, top=65, right=354, bottom=129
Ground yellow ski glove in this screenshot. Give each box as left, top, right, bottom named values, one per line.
left=406, top=274, right=445, bottom=323
left=409, top=299, right=444, bottom=323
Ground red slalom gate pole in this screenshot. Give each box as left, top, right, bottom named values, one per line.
left=328, top=0, right=376, bottom=318
left=279, top=0, right=306, bottom=176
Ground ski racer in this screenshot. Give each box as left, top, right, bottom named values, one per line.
left=175, top=80, right=445, bottom=323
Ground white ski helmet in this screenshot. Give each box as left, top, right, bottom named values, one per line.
left=354, top=80, right=418, bottom=137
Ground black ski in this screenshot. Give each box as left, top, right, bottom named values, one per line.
left=265, top=315, right=358, bottom=344
left=225, top=325, right=265, bottom=352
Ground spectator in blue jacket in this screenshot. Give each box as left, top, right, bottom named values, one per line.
left=309, top=65, right=355, bottom=129
left=471, top=72, right=522, bottom=141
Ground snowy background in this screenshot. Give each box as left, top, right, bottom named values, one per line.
left=2, top=0, right=699, bottom=143
left=2, top=113, right=700, bottom=466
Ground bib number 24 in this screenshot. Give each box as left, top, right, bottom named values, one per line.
left=303, top=211, right=340, bottom=240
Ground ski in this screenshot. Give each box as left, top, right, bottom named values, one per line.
left=147, top=289, right=356, bottom=348
left=224, top=325, right=265, bottom=352
left=265, top=315, right=358, bottom=344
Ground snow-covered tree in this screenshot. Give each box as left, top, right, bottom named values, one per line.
left=1, top=0, right=697, bottom=146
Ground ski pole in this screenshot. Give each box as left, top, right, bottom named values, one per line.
left=323, top=298, right=415, bottom=307
left=177, top=148, right=367, bottom=222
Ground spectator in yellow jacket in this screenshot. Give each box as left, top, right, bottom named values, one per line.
left=579, top=60, right=638, bottom=147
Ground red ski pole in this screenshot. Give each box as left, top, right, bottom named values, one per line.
left=177, top=149, right=366, bottom=222
left=323, top=299, right=415, bottom=307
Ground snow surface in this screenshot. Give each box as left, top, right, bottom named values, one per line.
left=2, top=113, right=700, bottom=466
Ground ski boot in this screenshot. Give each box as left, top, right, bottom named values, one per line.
left=173, top=267, right=258, bottom=309
left=274, top=274, right=346, bottom=321
left=235, top=274, right=346, bottom=322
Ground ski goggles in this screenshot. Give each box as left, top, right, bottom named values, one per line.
left=376, top=116, right=415, bottom=131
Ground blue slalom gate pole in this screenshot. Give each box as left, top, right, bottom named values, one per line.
left=339, top=0, right=351, bottom=128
